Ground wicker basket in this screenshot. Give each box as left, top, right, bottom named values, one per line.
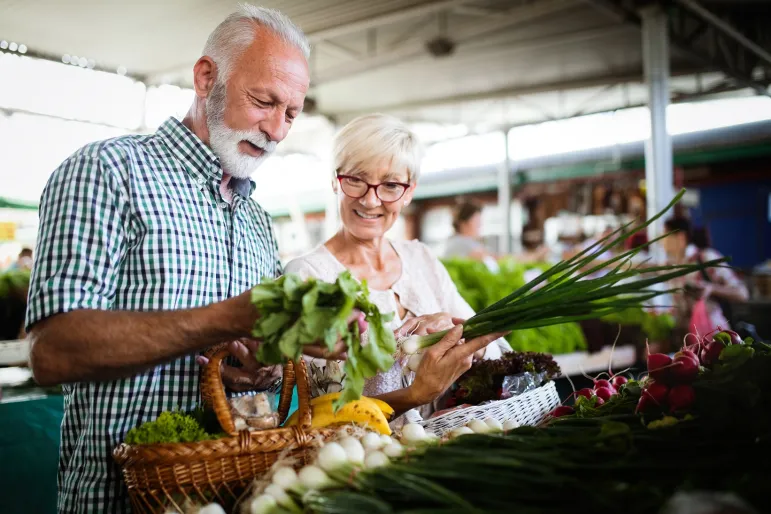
left=415, top=381, right=560, bottom=436
left=113, top=346, right=334, bottom=513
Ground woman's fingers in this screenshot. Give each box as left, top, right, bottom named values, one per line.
left=451, top=332, right=508, bottom=360
left=427, top=324, right=464, bottom=355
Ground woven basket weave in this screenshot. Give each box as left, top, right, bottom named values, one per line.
left=416, top=381, right=560, bottom=436
left=113, top=346, right=334, bottom=513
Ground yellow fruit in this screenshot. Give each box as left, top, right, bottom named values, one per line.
left=311, top=400, right=392, bottom=435
left=366, top=398, right=394, bottom=418
left=310, top=393, right=394, bottom=419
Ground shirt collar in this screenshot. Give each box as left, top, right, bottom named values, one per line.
left=157, top=117, right=255, bottom=198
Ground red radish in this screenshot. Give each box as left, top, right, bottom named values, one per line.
left=594, top=397, right=605, bottom=406
left=676, top=348, right=699, bottom=362
left=643, top=381, right=669, bottom=406
left=595, top=387, right=614, bottom=402
left=550, top=406, right=574, bottom=418
left=668, top=384, right=695, bottom=412
left=593, top=379, right=616, bottom=393
left=610, top=375, right=628, bottom=389
left=575, top=388, right=594, bottom=400
left=718, top=329, right=742, bottom=346
left=648, top=353, right=673, bottom=383
left=670, top=352, right=700, bottom=383
left=700, top=341, right=724, bottom=367
left=636, top=395, right=654, bottom=413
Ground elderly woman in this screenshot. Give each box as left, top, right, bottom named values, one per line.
left=285, top=114, right=508, bottom=421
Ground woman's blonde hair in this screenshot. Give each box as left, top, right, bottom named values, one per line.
left=333, top=114, right=424, bottom=183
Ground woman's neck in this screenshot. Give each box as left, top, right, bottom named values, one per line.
left=327, top=230, right=392, bottom=270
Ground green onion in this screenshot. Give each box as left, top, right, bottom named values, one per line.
left=402, top=189, right=728, bottom=353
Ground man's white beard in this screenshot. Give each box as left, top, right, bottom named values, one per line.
left=205, top=80, right=277, bottom=179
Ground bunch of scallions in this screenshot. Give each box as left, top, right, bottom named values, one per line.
left=401, top=189, right=727, bottom=355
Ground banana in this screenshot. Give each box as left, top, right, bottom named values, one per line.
left=310, top=392, right=395, bottom=419
left=311, top=399, right=392, bottom=435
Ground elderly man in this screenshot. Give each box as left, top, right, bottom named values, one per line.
left=26, top=6, right=310, bottom=512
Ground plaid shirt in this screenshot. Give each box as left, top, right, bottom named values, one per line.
left=26, top=118, right=282, bottom=514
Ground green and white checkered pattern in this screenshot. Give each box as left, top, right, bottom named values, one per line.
left=26, top=118, right=282, bottom=514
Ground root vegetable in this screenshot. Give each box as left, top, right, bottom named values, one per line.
left=364, top=451, right=390, bottom=469
left=450, top=426, right=474, bottom=438
left=668, top=384, right=695, bottom=412
left=644, top=382, right=669, bottom=405
left=467, top=419, right=492, bottom=434
left=576, top=388, right=594, bottom=399
left=502, top=419, right=520, bottom=431
left=593, top=379, right=616, bottom=393
left=198, top=504, right=226, bottom=514
left=380, top=434, right=394, bottom=447
left=271, top=467, right=298, bottom=490
left=700, top=341, right=724, bottom=367
left=250, top=495, right=277, bottom=514
left=338, top=436, right=365, bottom=465
left=595, top=387, right=614, bottom=402
left=264, top=484, right=292, bottom=507
left=610, top=375, right=628, bottom=389
left=648, top=353, right=672, bottom=383
left=594, top=397, right=605, bottom=406
left=549, top=406, right=574, bottom=418
left=407, top=352, right=423, bottom=372
left=317, top=442, right=348, bottom=472
left=671, top=352, right=699, bottom=383
left=298, top=465, right=333, bottom=490
left=401, top=423, right=427, bottom=443
left=383, top=443, right=404, bottom=458
left=361, top=432, right=384, bottom=451
left=484, top=418, right=503, bottom=431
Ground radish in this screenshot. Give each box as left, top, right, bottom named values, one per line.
left=575, top=388, right=594, bottom=400
left=721, top=330, right=742, bottom=345
left=700, top=341, right=724, bottom=367
left=670, top=352, right=699, bottom=383
left=593, top=379, right=615, bottom=393
left=549, top=405, right=574, bottom=418
left=647, top=353, right=672, bottom=383
left=610, top=375, right=628, bottom=389
left=668, top=384, right=695, bottom=412
left=643, top=381, right=669, bottom=406
left=595, top=387, right=614, bottom=402
left=636, top=394, right=654, bottom=413
left=594, top=396, right=605, bottom=406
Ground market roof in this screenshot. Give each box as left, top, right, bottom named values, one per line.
left=1, top=0, right=769, bottom=128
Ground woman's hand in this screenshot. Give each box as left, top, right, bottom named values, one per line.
left=408, top=324, right=505, bottom=406
left=396, top=313, right=456, bottom=338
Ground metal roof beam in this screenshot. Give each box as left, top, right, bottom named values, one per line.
left=313, top=1, right=599, bottom=86
left=581, top=0, right=770, bottom=96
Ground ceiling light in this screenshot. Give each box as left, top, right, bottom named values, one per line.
left=62, top=54, right=71, bottom=64
left=87, top=59, right=95, bottom=69
left=117, top=66, right=127, bottom=76
left=8, top=42, right=17, bottom=52
left=78, top=57, right=87, bottom=67
left=18, top=44, right=27, bottom=54
left=0, top=41, right=8, bottom=50
left=70, top=55, right=79, bottom=65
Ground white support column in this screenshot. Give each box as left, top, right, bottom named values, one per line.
left=498, top=130, right=512, bottom=254
left=641, top=4, right=676, bottom=260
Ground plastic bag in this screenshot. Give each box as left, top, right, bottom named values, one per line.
left=500, top=371, right=546, bottom=400
left=689, top=298, right=713, bottom=338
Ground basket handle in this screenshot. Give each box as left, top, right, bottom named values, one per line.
left=200, top=344, right=314, bottom=436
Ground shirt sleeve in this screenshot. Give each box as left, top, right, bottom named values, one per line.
left=26, top=151, right=129, bottom=331
left=702, top=248, right=748, bottom=295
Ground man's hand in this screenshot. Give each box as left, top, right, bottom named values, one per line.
left=196, top=339, right=282, bottom=393
left=300, top=310, right=367, bottom=360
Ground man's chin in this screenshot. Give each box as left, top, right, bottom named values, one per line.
left=224, top=155, right=269, bottom=179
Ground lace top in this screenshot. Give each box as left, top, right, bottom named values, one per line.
left=284, top=239, right=507, bottom=420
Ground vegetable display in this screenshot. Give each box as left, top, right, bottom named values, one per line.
left=401, top=190, right=725, bottom=356
left=250, top=271, right=396, bottom=409
left=236, top=327, right=771, bottom=514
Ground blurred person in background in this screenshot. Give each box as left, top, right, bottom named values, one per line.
left=285, top=114, right=507, bottom=424
left=444, top=199, right=548, bottom=271
left=7, top=247, right=33, bottom=271
left=662, top=217, right=748, bottom=338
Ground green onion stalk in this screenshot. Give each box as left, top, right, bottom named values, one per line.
left=401, top=189, right=728, bottom=355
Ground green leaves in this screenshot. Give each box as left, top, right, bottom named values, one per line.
left=250, top=271, right=396, bottom=408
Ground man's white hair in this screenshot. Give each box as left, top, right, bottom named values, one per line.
left=333, top=114, right=424, bottom=183
left=202, top=3, right=310, bottom=82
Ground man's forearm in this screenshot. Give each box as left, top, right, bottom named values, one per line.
left=29, top=291, right=257, bottom=386
left=373, top=387, right=424, bottom=418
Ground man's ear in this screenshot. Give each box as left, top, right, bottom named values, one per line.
left=192, top=56, right=218, bottom=99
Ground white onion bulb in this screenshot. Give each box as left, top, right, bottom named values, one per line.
left=271, top=467, right=298, bottom=490
left=503, top=419, right=520, bottom=431
left=317, top=442, right=348, bottom=472
left=383, top=442, right=404, bottom=458
left=449, top=426, right=474, bottom=438
left=484, top=417, right=503, bottom=432
left=401, top=423, right=427, bottom=443
left=338, top=436, right=365, bottom=465
left=361, top=432, right=384, bottom=451
left=298, top=465, right=332, bottom=490
left=364, top=450, right=390, bottom=469
left=467, top=419, right=491, bottom=434
left=249, top=495, right=276, bottom=514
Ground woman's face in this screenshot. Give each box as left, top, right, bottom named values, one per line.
left=336, top=159, right=415, bottom=241
left=461, top=212, right=482, bottom=238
